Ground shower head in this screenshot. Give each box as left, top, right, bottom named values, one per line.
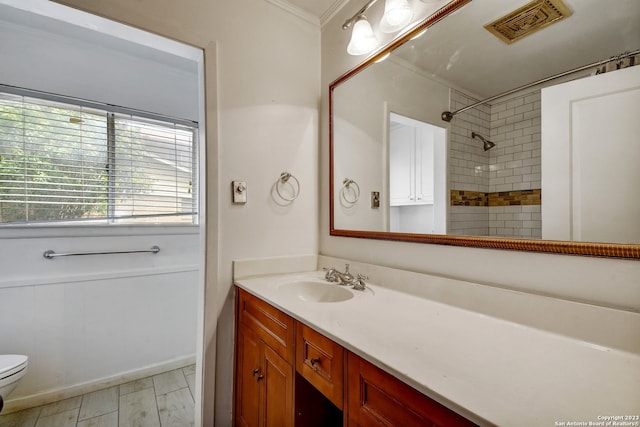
left=471, top=132, right=496, bottom=151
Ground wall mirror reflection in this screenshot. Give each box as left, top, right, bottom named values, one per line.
left=330, top=0, right=640, bottom=257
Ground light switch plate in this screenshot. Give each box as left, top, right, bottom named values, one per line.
left=371, top=191, right=380, bottom=208
left=232, top=181, right=247, bottom=204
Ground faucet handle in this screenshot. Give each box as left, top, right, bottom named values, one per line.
left=353, top=274, right=368, bottom=291
left=323, top=267, right=339, bottom=282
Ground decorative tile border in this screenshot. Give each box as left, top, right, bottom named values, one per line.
left=451, top=190, right=487, bottom=206
left=451, top=189, right=541, bottom=206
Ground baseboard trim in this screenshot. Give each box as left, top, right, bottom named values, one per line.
left=2, top=354, right=196, bottom=414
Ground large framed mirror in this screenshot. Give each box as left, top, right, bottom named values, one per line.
left=330, top=0, right=640, bottom=259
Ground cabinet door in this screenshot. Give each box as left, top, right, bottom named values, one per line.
left=236, top=324, right=262, bottom=427
left=235, top=289, right=295, bottom=427
left=347, top=352, right=475, bottom=427
left=415, top=132, right=434, bottom=204
left=389, top=124, right=416, bottom=206
left=262, top=345, right=294, bottom=427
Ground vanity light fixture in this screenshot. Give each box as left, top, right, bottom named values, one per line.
left=347, top=15, right=378, bottom=55
left=379, top=0, right=413, bottom=33
left=343, top=0, right=415, bottom=56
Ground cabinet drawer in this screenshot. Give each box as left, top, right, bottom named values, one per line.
left=347, top=352, right=476, bottom=427
left=296, top=323, right=344, bottom=409
left=237, top=287, right=294, bottom=363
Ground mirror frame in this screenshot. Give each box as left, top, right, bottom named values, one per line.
left=329, top=0, right=640, bottom=260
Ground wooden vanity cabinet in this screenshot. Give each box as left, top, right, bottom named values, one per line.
left=235, top=289, right=295, bottom=427
left=296, top=322, right=344, bottom=409
left=346, top=352, right=476, bottom=427
left=234, top=287, right=476, bottom=427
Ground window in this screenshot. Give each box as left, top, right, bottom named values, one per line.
left=0, top=90, right=198, bottom=225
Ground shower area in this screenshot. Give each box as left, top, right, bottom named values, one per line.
left=446, top=47, right=639, bottom=239
left=447, top=88, right=543, bottom=238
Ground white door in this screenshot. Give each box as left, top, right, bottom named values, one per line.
left=541, top=66, right=640, bottom=243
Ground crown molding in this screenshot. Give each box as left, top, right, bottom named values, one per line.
left=264, top=0, right=320, bottom=26
left=319, top=0, right=350, bottom=27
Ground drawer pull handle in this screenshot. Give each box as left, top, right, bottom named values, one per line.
left=310, top=357, right=321, bottom=371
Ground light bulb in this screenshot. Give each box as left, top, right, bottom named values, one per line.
left=379, top=0, right=413, bottom=33
left=347, top=16, right=378, bottom=56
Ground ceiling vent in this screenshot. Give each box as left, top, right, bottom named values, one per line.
left=484, top=0, right=572, bottom=44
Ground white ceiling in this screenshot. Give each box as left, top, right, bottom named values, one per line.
left=285, top=0, right=639, bottom=100
left=392, top=0, right=640, bottom=98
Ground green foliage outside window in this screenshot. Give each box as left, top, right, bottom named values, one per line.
left=0, top=94, right=193, bottom=225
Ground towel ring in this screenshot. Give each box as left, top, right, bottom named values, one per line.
left=341, top=178, right=360, bottom=205
left=276, top=172, right=300, bottom=202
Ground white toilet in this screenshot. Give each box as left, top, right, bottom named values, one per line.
left=0, top=355, right=28, bottom=413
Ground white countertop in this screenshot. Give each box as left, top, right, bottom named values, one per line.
left=235, top=270, right=640, bottom=427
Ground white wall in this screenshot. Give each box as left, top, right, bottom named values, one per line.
left=0, top=229, right=198, bottom=402
left=333, top=56, right=449, bottom=231
left=45, top=0, right=321, bottom=424
left=321, top=0, right=640, bottom=315
left=0, top=4, right=199, bottom=122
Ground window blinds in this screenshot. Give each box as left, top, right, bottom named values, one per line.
left=0, top=91, right=198, bottom=225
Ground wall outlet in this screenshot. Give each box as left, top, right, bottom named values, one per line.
left=232, top=181, right=247, bottom=204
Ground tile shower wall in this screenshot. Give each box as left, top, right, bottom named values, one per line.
left=489, top=91, right=541, bottom=238
left=448, top=90, right=491, bottom=235
left=488, top=91, right=541, bottom=193
left=448, top=89, right=542, bottom=238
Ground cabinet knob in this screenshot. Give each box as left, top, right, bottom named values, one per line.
left=310, top=357, right=320, bottom=366
left=257, top=374, right=264, bottom=382
left=253, top=368, right=260, bottom=376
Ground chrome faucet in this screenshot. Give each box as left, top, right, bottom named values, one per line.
left=335, top=263, right=354, bottom=286
left=323, top=264, right=367, bottom=290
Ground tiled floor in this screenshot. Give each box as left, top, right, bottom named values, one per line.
left=0, top=365, right=195, bottom=427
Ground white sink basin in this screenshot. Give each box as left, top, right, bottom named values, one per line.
left=279, top=281, right=353, bottom=303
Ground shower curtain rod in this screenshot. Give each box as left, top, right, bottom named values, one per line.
left=441, top=49, right=640, bottom=122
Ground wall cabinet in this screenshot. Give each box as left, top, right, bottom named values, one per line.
left=234, top=287, right=476, bottom=427
left=389, top=116, right=435, bottom=206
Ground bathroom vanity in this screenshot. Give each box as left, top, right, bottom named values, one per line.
left=233, top=258, right=640, bottom=427
left=234, top=287, right=474, bottom=426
